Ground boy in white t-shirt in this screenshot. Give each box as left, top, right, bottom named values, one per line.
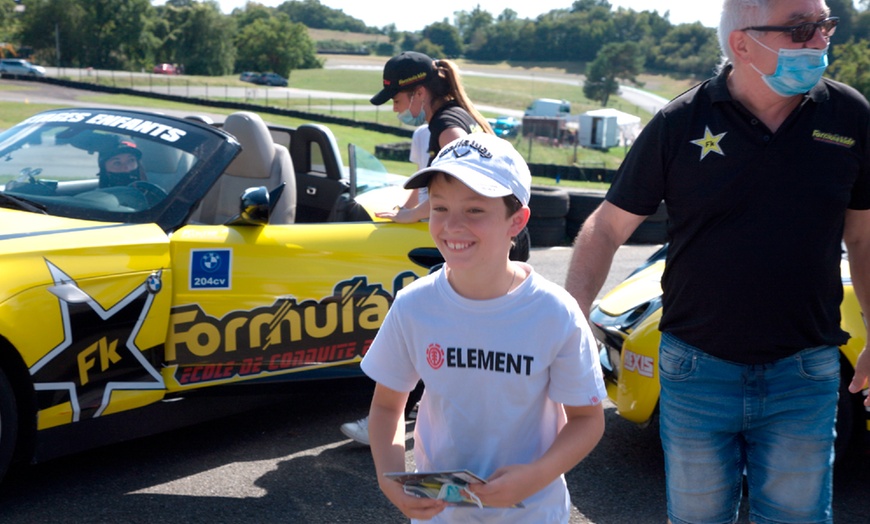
left=361, top=133, right=606, bottom=523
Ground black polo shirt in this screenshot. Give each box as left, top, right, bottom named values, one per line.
left=426, top=101, right=478, bottom=165
left=607, top=65, right=870, bottom=364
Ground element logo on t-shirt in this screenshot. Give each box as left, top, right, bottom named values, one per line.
left=427, top=343, right=445, bottom=369
left=429, top=347, right=535, bottom=375
left=690, top=126, right=727, bottom=161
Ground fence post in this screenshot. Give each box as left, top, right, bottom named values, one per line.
left=527, top=134, right=533, bottom=162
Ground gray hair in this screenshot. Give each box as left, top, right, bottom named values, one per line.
left=717, top=0, right=771, bottom=71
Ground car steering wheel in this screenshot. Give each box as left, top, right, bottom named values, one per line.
left=129, top=181, right=168, bottom=207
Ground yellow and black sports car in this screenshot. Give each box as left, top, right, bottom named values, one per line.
left=590, top=245, right=869, bottom=459
left=0, top=108, right=443, bottom=480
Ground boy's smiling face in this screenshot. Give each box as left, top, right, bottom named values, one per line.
left=427, top=173, right=526, bottom=273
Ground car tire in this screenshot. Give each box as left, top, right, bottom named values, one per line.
left=0, top=368, right=18, bottom=481
left=566, top=191, right=604, bottom=223
left=627, top=201, right=668, bottom=245
left=509, top=226, right=530, bottom=262
left=566, top=191, right=605, bottom=243
left=527, top=216, right=567, bottom=247
left=529, top=186, right=569, bottom=219
left=628, top=220, right=668, bottom=244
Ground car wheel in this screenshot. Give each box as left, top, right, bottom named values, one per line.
left=0, top=368, right=19, bottom=481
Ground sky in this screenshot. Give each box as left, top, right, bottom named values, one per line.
left=201, top=1, right=726, bottom=30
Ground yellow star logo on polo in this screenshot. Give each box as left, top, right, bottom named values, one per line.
left=690, top=126, right=727, bottom=160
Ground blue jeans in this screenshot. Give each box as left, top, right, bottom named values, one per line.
left=658, top=333, right=838, bottom=524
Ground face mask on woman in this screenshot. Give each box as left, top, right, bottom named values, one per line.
left=397, top=94, right=427, bottom=126
left=748, top=34, right=828, bottom=97
left=101, top=169, right=141, bottom=188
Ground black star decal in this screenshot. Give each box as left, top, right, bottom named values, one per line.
left=29, top=260, right=165, bottom=422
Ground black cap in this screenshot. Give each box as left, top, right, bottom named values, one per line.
left=370, top=51, right=435, bottom=106
left=99, top=139, right=141, bottom=165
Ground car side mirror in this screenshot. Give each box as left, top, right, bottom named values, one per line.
left=227, top=184, right=285, bottom=226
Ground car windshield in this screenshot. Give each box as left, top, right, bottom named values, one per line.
left=0, top=109, right=231, bottom=223
left=349, top=145, right=406, bottom=194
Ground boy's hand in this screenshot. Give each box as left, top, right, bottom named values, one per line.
left=469, top=464, right=538, bottom=508
left=379, top=477, right=448, bottom=520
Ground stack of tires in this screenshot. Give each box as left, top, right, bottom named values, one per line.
left=526, top=186, right=667, bottom=248
left=565, top=190, right=606, bottom=242
left=628, top=200, right=668, bottom=244
left=527, top=186, right=570, bottom=247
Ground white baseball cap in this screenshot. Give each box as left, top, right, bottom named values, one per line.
left=403, top=133, right=531, bottom=206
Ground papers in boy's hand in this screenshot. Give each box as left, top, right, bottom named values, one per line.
left=384, top=470, right=525, bottom=508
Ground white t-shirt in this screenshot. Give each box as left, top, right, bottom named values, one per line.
left=410, top=124, right=432, bottom=171
left=409, top=125, right=431, bottom=204
left=362, top=263, right=606, bottom=523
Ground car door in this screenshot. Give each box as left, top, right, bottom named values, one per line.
left=163, top=220, right=435, bottom=390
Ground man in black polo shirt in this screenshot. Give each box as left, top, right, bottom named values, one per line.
left=566, top=1, right=870, bottom=523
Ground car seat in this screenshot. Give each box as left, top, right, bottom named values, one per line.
left=192, top=111, right=296, bottom=224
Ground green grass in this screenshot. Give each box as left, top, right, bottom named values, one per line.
left=8, top=57, right=683, bottom=187
left=55, top=59, right=694, bottom=128
left=0, top=101, right=71, bottom=128
left=0, top=92, right=617, bottom=188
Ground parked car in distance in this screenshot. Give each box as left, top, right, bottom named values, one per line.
left=488, top=116, right=520, bottom=138
left=152, top=63, right=178, bottom=75
left=254, top=72, right=288, bottom=87
left=0, top=58, right=46, bottom=77
left=239, top=71, right=259, bottom=83
left=524, top=98, right=571, bottom=117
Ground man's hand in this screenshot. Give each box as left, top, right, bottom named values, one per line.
left=848, top=345, right=870, bottom=407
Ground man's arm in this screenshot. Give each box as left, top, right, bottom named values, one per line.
left=845, top=208, right=870, bottom=406
left=565, top=200, right=648, bottom=316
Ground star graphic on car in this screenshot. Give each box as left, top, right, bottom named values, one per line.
left=690, top=126, right=727, bottom=160
left=29, top=260, right=165, bottom=422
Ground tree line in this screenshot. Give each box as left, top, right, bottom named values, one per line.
left=2, top=0, right=870, bottom=103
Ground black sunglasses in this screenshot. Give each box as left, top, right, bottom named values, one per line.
left=742, top=16, right=839, bottom=43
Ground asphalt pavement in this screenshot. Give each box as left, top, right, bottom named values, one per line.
left=0, top=244, right=867, bottom=523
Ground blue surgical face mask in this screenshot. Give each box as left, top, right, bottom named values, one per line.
left=397, top=94, right=427, bottom=126
left=749, top=34, right=828, bottom=97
